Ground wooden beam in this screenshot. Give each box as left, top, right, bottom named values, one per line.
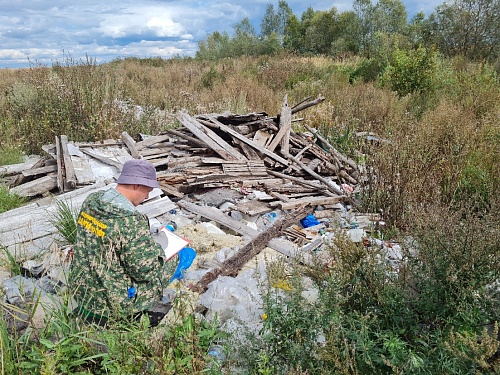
left=176, top=112, right=247, bottom=161
left=207, top=115, right=290, bottom=167
left=55, top=136, right=64, bottom=193
left=60, top=135, right=77, bottom=190
left=121, top=131, right=142, bottom=159
left=267, top=94, right=291, bottom=155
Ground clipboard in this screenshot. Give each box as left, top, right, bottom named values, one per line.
left=157, top=227, right=190, bottom=260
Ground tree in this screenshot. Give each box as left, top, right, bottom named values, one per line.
left=261, top=1, right=293, bottom=46
left=283, top=13, right=303, bottom=52
left=261, top=3, right=278, bottom=38
left=429, top=0, right=500, bottom=61
left=373, top=0, right=407, bottom=35
left=196, top=31, right=232, bottom=60
left=233, top=18, right=260, bottom=56
left=303, top=8, right=340, bottom=55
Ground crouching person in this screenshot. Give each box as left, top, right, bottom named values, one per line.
left=69, top=159, right=170, bottom=327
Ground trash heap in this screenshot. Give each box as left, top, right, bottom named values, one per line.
left=0, top=95, right=403, bottom=338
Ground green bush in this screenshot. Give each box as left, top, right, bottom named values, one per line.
left=381, top=46, right=438, bottom=96
left=235, top=208, right=500, bottom=374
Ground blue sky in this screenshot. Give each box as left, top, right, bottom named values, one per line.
left=0, top=0, right=443, bottom=69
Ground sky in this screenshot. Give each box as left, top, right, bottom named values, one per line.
left=0, top=0, right=443, bottom=69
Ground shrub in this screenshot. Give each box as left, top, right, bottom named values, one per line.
left=381, top=46, right=439, bottom=96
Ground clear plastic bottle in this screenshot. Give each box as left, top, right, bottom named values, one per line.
left=207, top=345, right=226, bottom=363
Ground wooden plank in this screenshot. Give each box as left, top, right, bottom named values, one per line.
left=71, top=154, right=96, bottom=185
left=176, top=200, right=305, bottom=262
left=207, top=116, right=290, bottom=167
left=55, top=136, right=64, bottom=193
left=21, top=165, right=58, bottom=177
left=140, top=147, right=174, bottom=157
left=80, top=148, right=124, bottom=171
left=270, top=195, right=344, bottom=210
left=158, top=181, right=184, bottom=198
left=121, top=131, right=142, bottom=159
left=253, top=129, right=272, bottom=147
left=135, top=134, right=172, bottom=150
left=60, top=135, right=77, bottom=190
left=176, top=112, right=247, bottom=161
left=267, top=94, right=291, bottom=154
left=10, top=175, right=57, bottom=198
left=0, top=157, right=43, bottom=176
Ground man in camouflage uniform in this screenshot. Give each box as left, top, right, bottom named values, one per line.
left=70, top=159, right=169, bottom=327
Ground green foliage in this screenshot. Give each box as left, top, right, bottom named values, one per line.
left=236, top=214, right=500, bottom=373
left=2, top=54, right=124, bottom=153
left=0, top=185, right=26, bottom=213
left=0, top=145, right=24, bottom=166
left=0, top=294, right=225, bottom=374
left=381, top=46, right=438, bottom=96
left=349, top=58, right=386, bottom=83
left=50, top=200, right=78, bottom=245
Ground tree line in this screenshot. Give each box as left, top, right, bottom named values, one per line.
left=196, top=0, right=499, bottom=63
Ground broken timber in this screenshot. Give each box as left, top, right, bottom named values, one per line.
left=190, top=205, right=313, bottom=294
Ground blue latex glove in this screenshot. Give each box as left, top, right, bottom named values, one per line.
left=170, top=247, right=196, bottom=283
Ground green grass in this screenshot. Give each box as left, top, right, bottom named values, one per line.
left=50, top=200, right=78, bottom=245
left=0, top=185, right=26, bottom=213
left=0, top=145, right=24, bottom=166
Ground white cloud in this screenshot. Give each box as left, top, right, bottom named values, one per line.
left=0, top=0, right=444, bottom=69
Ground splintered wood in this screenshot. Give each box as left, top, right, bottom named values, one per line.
left=2, top=95, right=362, bottom=209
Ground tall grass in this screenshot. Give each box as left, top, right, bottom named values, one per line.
left=0, top=53, right=498, bottom=373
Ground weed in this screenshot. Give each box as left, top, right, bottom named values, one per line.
left=0, top=245, right=21, bottom=277
left=0, top=145, right=24, bottom=166
left=0, top=186, right=26, bottom=213
left=50, top=200, right=78, bottom=245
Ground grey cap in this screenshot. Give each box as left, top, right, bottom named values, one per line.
left=116, top=159, right=159, bottom=188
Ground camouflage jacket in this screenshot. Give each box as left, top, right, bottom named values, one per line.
left=69, top=188, right=165, bottom=318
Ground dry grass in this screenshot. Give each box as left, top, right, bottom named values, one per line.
left=0, top=54, right=497, bottom=227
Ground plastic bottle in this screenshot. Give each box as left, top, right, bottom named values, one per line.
left=207, top=345, right=226, bottom=363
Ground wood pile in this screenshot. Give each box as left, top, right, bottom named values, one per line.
left=1, top=95, right=362, bottom=211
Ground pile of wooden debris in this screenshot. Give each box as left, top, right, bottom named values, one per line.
left=2, top=95, right=362, bottom=205
left=1, top=95, right=374, bottom=268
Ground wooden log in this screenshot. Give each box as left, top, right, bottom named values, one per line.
left=10, top=175, right=57, bottom=198
left=121, top=131, right=142, bottom=159
left=60, top=135, right=77, bottom=190
left=190, top=205, right=312, bottom=294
